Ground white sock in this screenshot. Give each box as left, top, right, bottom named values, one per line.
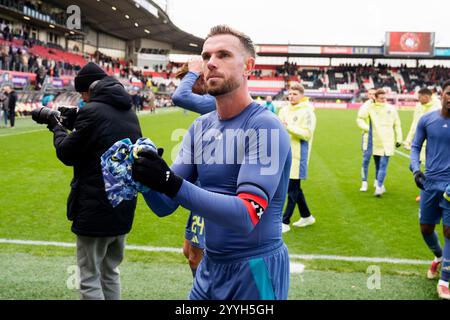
left=435, top=256, right=443, bottom=263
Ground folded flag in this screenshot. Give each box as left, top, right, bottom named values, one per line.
left=101, top=137, right=157, bottom=207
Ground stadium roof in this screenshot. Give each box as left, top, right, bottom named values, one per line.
left=47, top=0, right=204, bottom=53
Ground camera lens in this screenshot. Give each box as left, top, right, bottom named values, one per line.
left=31, top=107, right=45, bottom=124
left=31, top=107, right=61, bottom=125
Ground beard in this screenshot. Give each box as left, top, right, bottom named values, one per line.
left=206, top=77, right=240, bottom=97
left=441, top=99, right=450, bottom=118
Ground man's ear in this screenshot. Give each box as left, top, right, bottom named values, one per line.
left=243, top=56, right=256, bottom=77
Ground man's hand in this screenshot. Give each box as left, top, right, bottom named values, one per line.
left=47, top=113, right=62, bottom=132
left=403, top=141, right=411, bottom=150
left=413, top=170, right=426, bottom=190
left=132, top=150, right=183, bottom=198
left=188, top=58, right=203, bottom=74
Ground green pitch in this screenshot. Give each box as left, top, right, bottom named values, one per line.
left=0, top=107, right=444, bottom=299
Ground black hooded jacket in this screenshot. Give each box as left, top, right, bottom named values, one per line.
left=52, top=76, right=142, bottom=236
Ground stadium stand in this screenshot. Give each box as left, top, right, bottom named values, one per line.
left=0, top=0, right=449, bottom=116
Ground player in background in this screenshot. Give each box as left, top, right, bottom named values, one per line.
left=410, top=80, right=450, bottom=300
left=404, top=88, right=441, bottom=151
left=172, top=59, right=216, bottom=115
left=404, top=88, right=441, bottom=202
left=172, top=60, right=216, bottom=278
left=133, top=25, right=291, bottom=300
left=431, top=86, right=442, bottom=107
left=357, top=89, right=403, bottom=197
left=356, top=88, right=376, bottom=192
left=279, top=82, right=316, bottom=233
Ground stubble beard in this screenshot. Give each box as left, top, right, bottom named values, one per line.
left=206, top=77, right=240, bottom=97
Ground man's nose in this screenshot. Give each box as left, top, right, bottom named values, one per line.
left=207, top=57, right=217, bottom=70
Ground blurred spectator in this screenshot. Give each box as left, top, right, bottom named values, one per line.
left=3, top=85, right=17, bottom=128
left=0, top=89, right=8, bottom=128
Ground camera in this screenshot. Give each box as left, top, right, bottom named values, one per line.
left=31, top=106, right=61, bottom=125
left=32, top=106, right=78, bottom=130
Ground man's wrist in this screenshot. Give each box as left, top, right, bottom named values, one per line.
left=49, top=123, right=67, bottom=133
left=165, top=172, right=183, bottom=198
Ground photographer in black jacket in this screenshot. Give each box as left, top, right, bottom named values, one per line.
left=47, top=62, right=142, bottom=300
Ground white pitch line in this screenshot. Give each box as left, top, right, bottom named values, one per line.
left=290, top=262, right=305, bottom=274
left=0, top=129, right=46, bottom=138
left=0, top=238, right=430, bottom=265
left=395, top=150, right=411, bottom=159
left=289, top=253, right=428, bottom=265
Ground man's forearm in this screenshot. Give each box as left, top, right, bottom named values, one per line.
left=410, top=145, right=421, bottom=173
left=52, top=125, right=75, bottom=166
left=174, top=180, right=259, bottom=234
left=356, top=118, right=370, bottom=131
left=142, top=190, right=179, bottom=217
left=286, top=125, right=311, bottom=141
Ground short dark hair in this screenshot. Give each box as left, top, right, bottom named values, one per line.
left=418, top=88, right=432, bottom=96
left=442, top=80, right=450, bottom=92
left=206, top=25, right=256, bottom=58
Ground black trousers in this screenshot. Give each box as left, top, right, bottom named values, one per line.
left=282, top=179, right=311, bottom=224
left=9, top=108, right=15, bottom=127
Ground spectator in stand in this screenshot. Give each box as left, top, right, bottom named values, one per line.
left=0, top=45, right=8, bottom=70
left=35, top=66, right=47, bottom=90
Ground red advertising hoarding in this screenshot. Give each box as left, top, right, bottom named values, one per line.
left=385, top=32, right=434, bottom=56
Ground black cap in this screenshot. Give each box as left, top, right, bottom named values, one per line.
left=74, top=62, right=107, bottom=93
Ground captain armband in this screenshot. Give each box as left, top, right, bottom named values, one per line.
left=237, top=193, right=268, bottom=226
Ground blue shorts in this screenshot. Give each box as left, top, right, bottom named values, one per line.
left=185, top=212, right=205, bottom=249
left=189, top=243, right=289, bottom=300
left=419, top=183, right=450, bottom=226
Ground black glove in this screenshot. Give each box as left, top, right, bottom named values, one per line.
left=58, top=106, right=78, bottom=131
left=395, top=142, right=402, bottom=148
left=46, top=113, right=63, bottom=132
left=413, top=171, right=425, bottom=190
left=132, top=150, right=183, bottom=198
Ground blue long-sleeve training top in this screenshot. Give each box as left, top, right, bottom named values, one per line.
left=410, top=110, right=450, bottom=184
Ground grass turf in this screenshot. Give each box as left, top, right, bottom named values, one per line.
left=0, top=107, right=445, bottom=299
